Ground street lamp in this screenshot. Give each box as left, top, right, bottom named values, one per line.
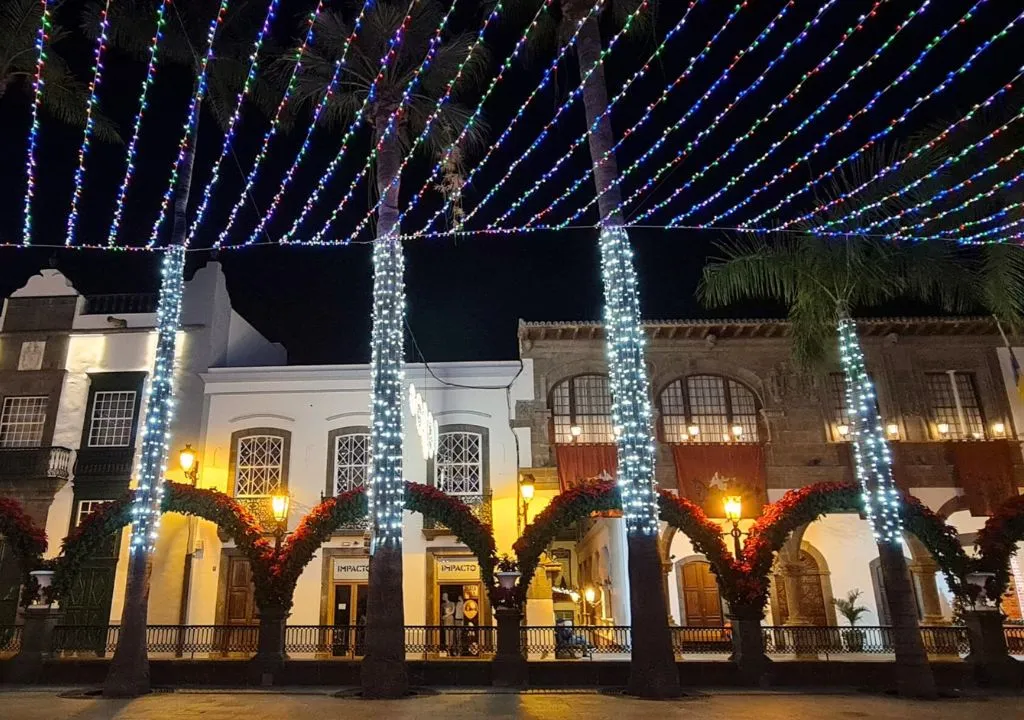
left=179, top=444, right=198, bottom=485
left=583, top=586, right=597, bottom=625
left=271, top=494, right=290, bottom=553
left=723, top=495, right=746, bottom=559
left=518, top=474, right=536, bottom=534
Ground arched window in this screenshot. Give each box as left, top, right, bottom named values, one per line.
left=659, top=375, right=760, bottom=443
left=328, top=427, right=370, bottom=497
left=550, top=374, right=614, bottom=444
left=230, top=428, right=290, bottom=497
left=435, top=430, right=484, bottom=499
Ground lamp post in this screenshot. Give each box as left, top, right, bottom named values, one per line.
left=583, top=586, right=596, bottom=625
left=176, top=444, right=200, bottom=657
left=518, top=474, right=535, bottom=534
left=723, top=495, right=746, bottom=559
left=271, top=494, right=290, bottom=554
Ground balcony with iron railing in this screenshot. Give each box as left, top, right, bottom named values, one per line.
left=0, top=446, right=73, bottom=481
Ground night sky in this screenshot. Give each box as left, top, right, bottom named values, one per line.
left=0, top=1, right=1015, bottom=363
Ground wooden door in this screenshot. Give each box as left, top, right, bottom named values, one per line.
left=680, top=561, right=724, bottom=626
left=775, top=551, right=830, bottom=626
left=225, top=556, right=256, bottom=625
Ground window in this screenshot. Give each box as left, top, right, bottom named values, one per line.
left=334, top=432, right=370, bottom=495
left=435, top=431, right=483, bottom=498
left=658, top=375, right=759, bottom=442
left=551, top=375, right=614, bottom=444
left=235, top=434, right=285, bottom=497
left=828, top=374, right=850, bottom=427
left=0, top=396, right=48, bottom=448
left=926, top=372, right=985, bottom=439
left=88, top=390, right=136, bottom=447
left=76, top=499, right=114, bottom=527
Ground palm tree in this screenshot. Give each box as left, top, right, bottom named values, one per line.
left=506, top=0, right=679, bottom=697
left=285, top=1, right=488, bottom=698
left=0, top=0, right=118, bottom=138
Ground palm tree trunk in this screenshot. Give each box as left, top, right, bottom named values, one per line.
left=102, top=103, right=197, bottom=697
left=571, top=8, right=679, bottom=697
left=360, top=102, right=409, bottom=699
left=837, top=318, right=936, bottom=698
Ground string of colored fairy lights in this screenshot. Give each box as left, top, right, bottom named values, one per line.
left=486, top=0, right=714, bottom=231
left=107, top=0, right=171, bottom=247
left=689, top=0, right=1007, bottom=229
left=309, top=0, right=470, bottom=245
left=245, top=0, right=379, bottom=246
left=548, top=0, right=870, bottom=232
left=737, top=17, right=1024, bottom=231
left=917, top=196, right=1024, bottom=240
left=214, top=0, right=326, bottom=249
left=617, top=0, right=912, bottom=229
left=517, top=0, right=801, bottom=231
left=891, top=165, right=1024, bottom=237
left=384, top=0, right=561, bottom=241
left=806, top=87, right=1024, bottom=232
left=148, top=0, right=231, bottom=248
left=65, top=0, right=111, bottom=248
left=771, top=73, right=1023, bottom=231
left=21, top=0, right=51, bottom=247
left=451, top=0, right=653, bottom=232
left=413, top=0, right=602, bottom=238
left=186, top=0, right=282, bottom=245
left=811, top=113, right=1024, bottom=237
left=259, top=0, right=420, bottom=245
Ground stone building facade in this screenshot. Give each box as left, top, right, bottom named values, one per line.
left=515, top=318, right=1024, bottom=628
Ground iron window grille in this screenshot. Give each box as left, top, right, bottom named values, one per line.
left=235, top=434, right=285, bottom=497
left=87, top=391, right=136, bottom=447
left=658, top=376, right=759, bottom=443
left=0, top=396, right=48, bottom=448
left=926, top=372, right=985, bottom=440
left=334, top=432, right=370, bottom=495
left=551, top=375, right=615, bottom=444
left=435, top=431, right=483, bottom=499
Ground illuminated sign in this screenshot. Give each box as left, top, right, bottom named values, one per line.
left=409, top=383, right=439, bottom=460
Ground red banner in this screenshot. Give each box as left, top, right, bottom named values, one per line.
left=670, top=443, right=767, bottom=518
left=555, top=444, right=618, bottom=493
left=947, top=440, right=1018, bottom=516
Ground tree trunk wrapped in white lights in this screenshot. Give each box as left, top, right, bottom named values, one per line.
left=837, top=316, right=936, bottom=698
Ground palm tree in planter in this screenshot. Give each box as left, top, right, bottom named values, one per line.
left=284, top=1, right=488, bottom=697
left=832, top=589, right=871, bottom=652
left=504, top=0, right=678, bottom=698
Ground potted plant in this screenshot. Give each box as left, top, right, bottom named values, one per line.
left=832, top=589, right=870, bottom=652
left=495, top=554, right=521, bottom=590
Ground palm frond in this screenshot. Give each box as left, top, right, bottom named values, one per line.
left=699, top=234, right=805, bottom=308
left=978, top=243, right=1024, bottom=332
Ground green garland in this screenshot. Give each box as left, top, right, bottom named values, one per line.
left=977, top=493, right=1024, bottom=599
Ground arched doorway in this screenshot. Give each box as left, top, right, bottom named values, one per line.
left=677, top=558, right=723, bottom=626
left=772, top=548, right=833, bottom=626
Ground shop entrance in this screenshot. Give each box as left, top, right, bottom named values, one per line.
left=437, top=582, right=481, bottom=656
left=331, top=582, right=368, bottom=657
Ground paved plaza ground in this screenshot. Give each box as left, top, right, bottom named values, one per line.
left=0, top=688, right=1019, bottom=719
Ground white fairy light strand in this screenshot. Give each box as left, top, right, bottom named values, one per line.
left=600, top=227, right=658, bottom=534
left=838, top=317, right=901, bottom=544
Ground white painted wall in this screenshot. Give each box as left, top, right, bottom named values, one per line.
left=185, top=360, right=534, bottom=627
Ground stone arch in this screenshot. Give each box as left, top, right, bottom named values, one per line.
left=744, top=482, right=974, bottom=616
left=53, top=482, right=275, bottom=606
left=935, top=494, right=971, bottom=520
left=769, top=538, right=837, bottom=626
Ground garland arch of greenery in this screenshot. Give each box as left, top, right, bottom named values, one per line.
left=742, top=481, right=974, bottom=608
left=0, top=497, right=48, bottom=585
left=976, top=493, right=1024, bottom=599
left=53, top=482, right=274, bottom=605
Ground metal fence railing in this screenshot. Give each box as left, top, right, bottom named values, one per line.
left=0, top=625, right=22, bottom=656
left=522, top=625, right=632, bottom=659
left=51, top=625, right=259, bottom=658
left=29, top=622, right=1019, bottom=661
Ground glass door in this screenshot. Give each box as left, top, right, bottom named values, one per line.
left=332, top=584, right=352, bottom=657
